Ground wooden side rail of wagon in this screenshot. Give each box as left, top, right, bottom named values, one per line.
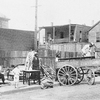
left=58, top=56, right=95, bottom=61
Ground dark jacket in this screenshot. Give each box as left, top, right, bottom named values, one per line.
left=32, top=57, right=39, bottom=70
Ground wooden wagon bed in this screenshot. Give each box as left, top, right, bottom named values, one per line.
left=56, top=56, right=100, bottom=86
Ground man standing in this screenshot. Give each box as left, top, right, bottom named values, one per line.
left=31, top=52, right=40, bottom=84
left=32, top=52, right=39, bottom=70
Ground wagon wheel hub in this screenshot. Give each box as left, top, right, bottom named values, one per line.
left=65, top=73, right=69, bottom=78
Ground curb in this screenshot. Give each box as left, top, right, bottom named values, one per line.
left=0, top=82, right=59, bottom=96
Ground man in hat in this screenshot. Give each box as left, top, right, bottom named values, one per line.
left=82, top=42, right=95, bottom=57
left=32, top=52, right=39, bottom=70
left=30, top=51, right=41, bottom=84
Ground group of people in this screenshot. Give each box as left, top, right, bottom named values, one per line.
left=0, top=42, right=96, bottom=88
left=25, top=50, right=40, bottom=71
left=12, top=50, right=41, bottom=88
left=11, top=42, right=97, bottom=88
left=12, top=49, right=54, bottom=89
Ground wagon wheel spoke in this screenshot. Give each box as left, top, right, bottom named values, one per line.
left=59, top=69, right=65, bottom=74
left=75, top=67, right=84, bottom=84
left=69, top=78, right=76, bottom=84
left=62, top=67, right=66, bottom=73
left=70, top=70, right=76, bottom=74
left=58, top=72, right=65, bottom=76
left=70, top=75, right=77, bottom=79
left=61, top=78, right=66, bottom=83
left=67, top=78, right=76, bottom=85
left=86, top=69, right=95, bottom=85
left=59, top=76, right=67, bottom=85
left=57, top=65, right=78, bottom=86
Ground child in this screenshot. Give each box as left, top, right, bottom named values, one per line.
left=12, top=66, right=20, bottom=88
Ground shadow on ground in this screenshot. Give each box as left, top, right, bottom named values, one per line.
left=0, top=82, right=10, bottom=87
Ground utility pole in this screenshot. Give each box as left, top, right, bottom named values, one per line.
left=51, top=22, right=55, bottom=43
left=69, top=19, right=71, bottom=42
left=34, top=0, right=38, bottom=51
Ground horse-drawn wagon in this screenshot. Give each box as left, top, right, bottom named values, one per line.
left=56, top=56, right=100, bottom=86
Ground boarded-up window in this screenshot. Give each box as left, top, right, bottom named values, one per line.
left=96, top=32, right=100, bottom=42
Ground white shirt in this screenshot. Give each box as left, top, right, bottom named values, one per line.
left=82, top=44, right=92, bottom=57
left=25, top=51, right=35, bottom=70
left=55, top=57, right=59, bottom=62
left=12, top=67, right=20, bottom=76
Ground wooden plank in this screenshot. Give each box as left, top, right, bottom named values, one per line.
left=57, top=57, right=100, bottom=69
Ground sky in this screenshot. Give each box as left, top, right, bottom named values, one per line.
left=0, top=0, right=100, bottom=31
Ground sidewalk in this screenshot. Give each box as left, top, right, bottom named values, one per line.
left=0, top=79, right=59, bottom=95
left=1, top=77, right=100, bottom=95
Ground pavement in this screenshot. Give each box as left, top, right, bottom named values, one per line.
left=1, top=77, right=100, bottom=96
left=0, top=79, right=59, bottom=95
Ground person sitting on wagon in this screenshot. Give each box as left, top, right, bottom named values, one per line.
left=82, top=42, right=95, bottom=57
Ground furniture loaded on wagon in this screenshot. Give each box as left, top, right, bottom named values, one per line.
left=56, top=55, right=100, bottom=86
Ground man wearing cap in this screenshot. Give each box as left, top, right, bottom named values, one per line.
left=82, top=42, right=95, bottom=57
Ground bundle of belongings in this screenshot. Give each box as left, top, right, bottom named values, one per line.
left=41, top=65, right=55, bottom=89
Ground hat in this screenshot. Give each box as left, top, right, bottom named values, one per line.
left=89, top=42, right=94, bottom=47
left=34, top=52, right=38, bottom=56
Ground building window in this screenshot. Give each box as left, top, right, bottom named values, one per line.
left=47, top=32, right=51, bottom=36
left=55, top=31, right=57, bottom=36
left=47, top=32, right=51, bottom=41
left=70, top=30, right=74, bottom=41
left=96, top=32, right=100, bottom=42
left=60, top=32, right=64, bottom=38
left=71, top=30, right=74, bottom=35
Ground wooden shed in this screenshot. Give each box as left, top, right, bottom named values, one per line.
left=0, top=28, right=35, bottom=67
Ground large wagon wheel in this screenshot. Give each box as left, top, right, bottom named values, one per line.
left=86, top=69, right=95, bottom=85
left=57, top=65, right=78, bottom=85
left=75, top=67, right=84, bottom=84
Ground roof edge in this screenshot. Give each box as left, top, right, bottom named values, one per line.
left=88, top=20, right=100, bottom=32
